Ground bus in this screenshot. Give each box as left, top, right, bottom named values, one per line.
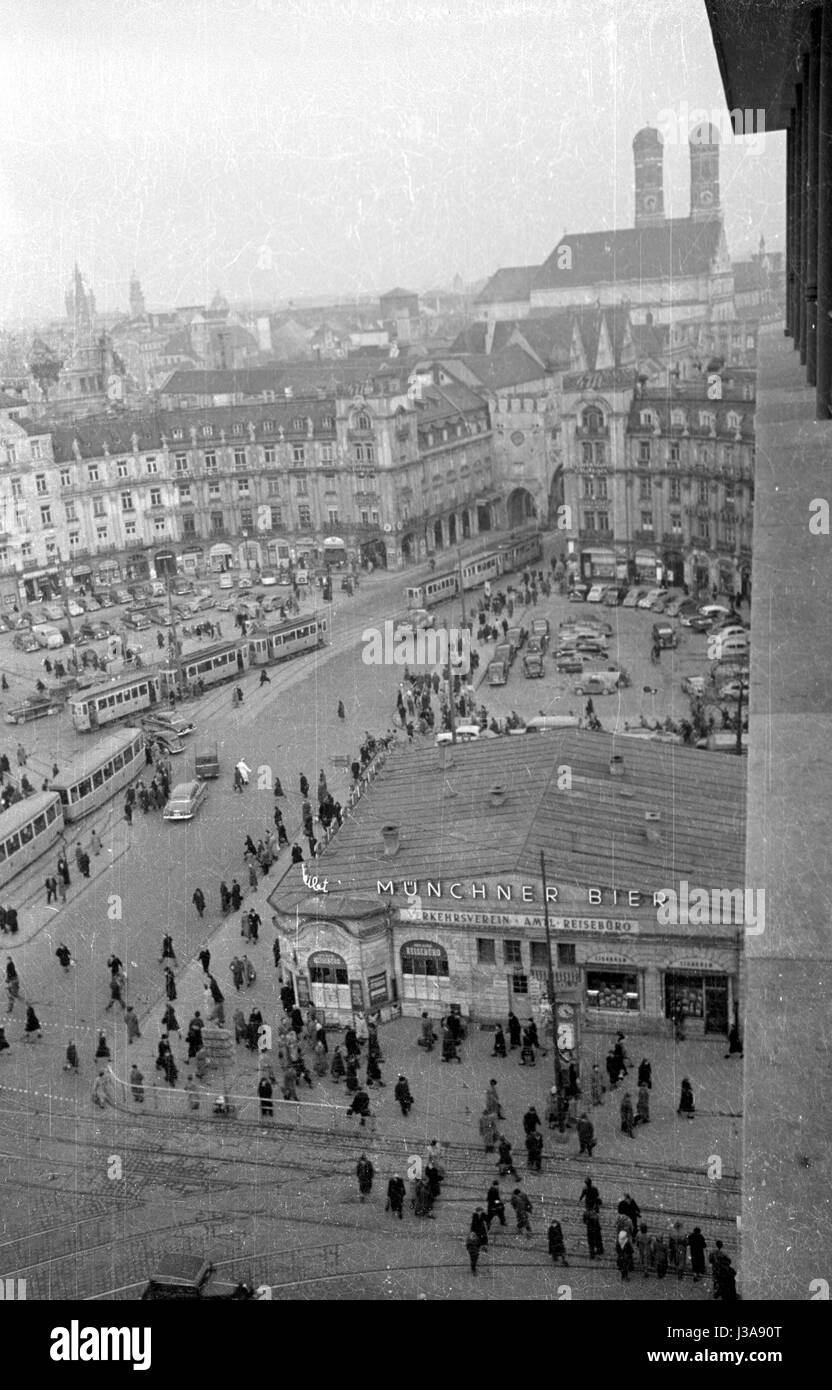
left=180, top=638, right=250, bottom=691
left=70, top=672, right=163, bottom=732
left=0, top=791, right=64, bottom=890
left=248, top=612, right=329, bottom=666
left=51, top=728, right=146, bottom=822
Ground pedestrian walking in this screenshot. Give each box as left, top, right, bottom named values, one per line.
left=22, top=1005, right=43, bottom=1041
left=491, top=1023, right=507, bottom=1058
left=616, top=1229, right=635, bottom=1282
left=57, top=854, right=70, bottom=886
left=45, top=875, right=58, bottom=904
left=90, top=829, right=102, bottom=856
left=386, top=1174, right=406, bottom=1219
left=94, top=1029, right=110, bottom=1060
left=0, top=1025, right=8, bottom=1056
left=479, top=1109, right=498, bottom=1153
left=55, top=942, right=72, bottom=971
left=465, top=1228, right=482, bottom=1275
left=497, top=1136, right=517, bottom=1179
left=299, top=773, right=309, bottom=798
left=677, top=1077, right=695, bottom=1118
left=230, top=879, right=242, bottom=911
left=63, top=1041, right=79, bottom=1072
left=655, top=1234, right=669, bottom=1279
left=258, top=1075, right=274, bottom=1119
left=161, top=1003, right=180, bottom=1035
left=192, top=888, right=206, bottom=918
left=125, top=1006, right=141, bottom=1043
left=523, top=1104, right=541, bottom=1136
left=485, top=1078, right=504, bottom=1120
left=164, top=966, right=177, bottom=1002
left=348, top=1087, right=371, bottom=1126
left=526, top=1131, right=543, bottom=1172
left=197, top=944, right=210, bottom=974
left=337, top=700, right=345, bottom=720
left=330, top=1045, right=346, bottom=1083
left=507, top=1012, right=522, bottom=1049
left=688, top=1227, right=708, bottom=1283
left=105, top=973, right=126, bottom=1012
left=637, top=1224, right=655, bottom=1278
left=130, top=1064, right=145, bottom=1103
left=636, top=1084, right=650, bottom=1125
left=16, top=742, right=26, bottom=767
left=511, top=1186, right=533, bottom=1236
left=356, top=1153, right=374, bottom=1202
left=548, top=1220, right=569, bottom=1266
left=577, top=1113, right=596, bottom=1155
left=124, top=798, right=133, bottom=826
left=159, top=933, right=176, bottom=964
left=620, top=1091, right=635, bottom=1137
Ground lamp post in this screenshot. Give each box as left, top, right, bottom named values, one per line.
left=540, top=851, right=565, bottom=1131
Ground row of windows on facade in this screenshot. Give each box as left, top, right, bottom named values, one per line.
left=582, top=476, right=745, bottom=502
left=400, top=939, right=578, bottom=975
left=581, top=405, right=750, bottom=434
left=581, top=511, right=745, bottom=542
left=4, top=500, right=375, bottom=542
left=580, top=440, right=752, bottom=468
left=7, top=442, right=375, bottom=487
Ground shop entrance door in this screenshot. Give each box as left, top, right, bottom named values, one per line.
left=704, top=977, right=728, bottom=1034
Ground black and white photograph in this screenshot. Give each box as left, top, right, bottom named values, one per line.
left=0, top=0, right=826, bottom=1333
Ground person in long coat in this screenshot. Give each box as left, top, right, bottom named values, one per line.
left=387, top=1174, right=406, bottom=1219
left=590, top=1064, right=605, bottom=1106
left=491, top=1024, right=507, bottom=1058
left=330, top=1046, right=346, bottom=1083
left=258, top=1075, right=274, bottom=1119
left=356, top=1153, right=374, bottom=1202
left=620, top=1092, right=635, bottom=1137
left=688, top=1226, right=708, bottom=1283
left=479, top=1109, right=498, bottom=1152
left=164, top=967, right=177, bottom=1002
left=548, top=1220, right=568, bottom=1267
left=636, top=1084, right=650, bottom=1125
left=677, top=1078, right=695, bottom=1117
left=637, top=1058, right=652, bottom=1089
left=125, top=1007, right=141, bottom=1043
left=507, top=1011, right=522, bottom=1049
left=412, top=1177, right=434, bottom=1218
left=616, top=1230, right=635, bottom=1281
left=24, top=1005, right=43, bottom=1040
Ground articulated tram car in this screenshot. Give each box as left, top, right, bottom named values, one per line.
left=406, top=532, right=543, bottom=607
left=52, top=728, right=145, bottom=822
left=0, top=791, right=63, bottom=890
left=179, top=638, right=250, bottom=691
left=248, top=612, right=328, bottom=666
left=70, top=673, right=163, bottom=732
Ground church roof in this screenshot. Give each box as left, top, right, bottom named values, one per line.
left=474, top=266, right=540, bottom=305
left=441, top=346, right=546, bottom=390
left=533, top=218, right=725, bottom=291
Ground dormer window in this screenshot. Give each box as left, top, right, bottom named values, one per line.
left=671, top=409, right=687, bottom=428
left=202, top=424, right=213, bottom=437
left=639, top=410, right=654, bottom=427
left=726, top=411, right=741, bottom=431
left=232, top=422, right=244, bottom=436
left=356, top=412, right=371, bottom=431
left=582, top=407, right=605, bottom=433
left=171, top=428, right=184, bottom=440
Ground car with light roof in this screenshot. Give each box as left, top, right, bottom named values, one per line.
left=163, top=779, right=208, bottom=821
left=622, top=588, right=645, bottom=608
left=637, top=588, right=664, bottom=609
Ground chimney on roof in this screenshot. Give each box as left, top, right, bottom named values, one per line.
left=609, top=754, right=625, bottom=777
left=381, top=824, right=400, bottom=856
left=644, top=810, right=661, bottom=844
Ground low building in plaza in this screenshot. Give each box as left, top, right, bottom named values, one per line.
left=268, top=731, right=747, bottom=1038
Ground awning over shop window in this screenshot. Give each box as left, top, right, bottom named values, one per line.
left=582, top=548, right=615, bottom=563
left=635, top=549, right=657, bottom=566
left=209, top=543, right=233, bottom=557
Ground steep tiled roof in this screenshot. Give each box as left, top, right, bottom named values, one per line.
left=271, top=732, right=746, bottom=898
left=502, top=312, right=576, bottom=367
left=447, top=324, right=488, bottom=354
left=474, top=266, right=540, bottom=305
left=631, top=321, right=670, bottom=359
left=442, top=347, right=545, bottom=390
left=533, top=219, right=725, bottom=291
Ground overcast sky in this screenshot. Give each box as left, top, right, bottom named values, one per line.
left=0, top=0, right=785, bottom=321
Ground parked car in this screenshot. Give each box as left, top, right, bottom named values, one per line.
left=555, top=651, right=585, bottom=673
left=574, top=670, right=621, bottom=696
left=142, top=712, right=196, bottom=738
left=663, top=595, right=686, bottom=618
left=408, top=608, right=436, bottom=630
left=637, top=588, right=664, bottom=610
left=686, top=613, right=713, bottom=632
left=4, top=694, right=64, bottom=724
left=574, top=636, right=607, bottom=654
left=651, top=592, right=672, bottom=614
left=79, top=620, right=113, bottom=641
left=83, top=595, right=102, bottom=612
left=488, top=658, right=508, bottom=686
left=188, top=595, right=216, bottom=613
left=12, top=631, right=40, bottom=653
left=506, top=625, right=524, bottom=651
left=218, top=574, right=234, bottom=590
left=525, top=635, right=545, bottom=657
left=586, top=584, right=607, bottom=603
left=494, top=640, right=514, bottom=668
left=622, top=588, right=645, bottom=608
left=0, top=615, right=10, bottom=633
left=718, top=679, right=749, bottom=701
left=237, top=575, right=253, bottom=590
left=603, top=585, right=628, bottom=606
left=260, top=571, right=278, bottom=586
left=33, top=624, right=65, bottom=650
left=681, top=675, right=707, bottom=697
left=522, top=652, right=544, bottom=678
left=113, top=588, right=132, bottom=605
left=652, top=622, right=678, bottom=650
left=163, top=779, right=208, bottom=821
left=530, top=617, right=550, bottom=645
left=699, top=603, right=733, bottom=621
left=124, top=611, right=152, bottom=630
left=568, top=582, right=590, bottom=602
left=43, top=604, right=65, bottom=622
left=146, top=608, right=173, bottom=626
left=173, top=579, right=194, bottom=595
left=66, top=599, right=85, bottom=618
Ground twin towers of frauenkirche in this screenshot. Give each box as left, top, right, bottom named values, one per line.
left=633, top=124, right=721, bottom=228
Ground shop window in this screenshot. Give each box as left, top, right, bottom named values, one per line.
left=586, top=970, right=639, bottom=1011
left=309, top=963, right=348, bottom=985
left=530, top=941, right=549, bottom=969
left=401, top=945, right=449, bottom=977
left=503, top=940, right=523, bottom=966
left=557, top=943, right=576, bottom=967
left=477, top=938, right=496, bottom=965
left=511, top=973, right=529, bottom=995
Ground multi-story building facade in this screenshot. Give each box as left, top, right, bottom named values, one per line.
left=562, top=365, right=755, bottom=595
left=0, top=365, right=497, bottom=603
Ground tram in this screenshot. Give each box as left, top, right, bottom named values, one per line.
left=248, top=612, right=328, bottom=666
left=51, top=728, right=146, bottom=822
left=69, top=672, right=163, bottom=733
left=406, top=531, right=543, bottom=607
left=178, top=638, right=250, bottom=691
left=0, top=791, right=63, bottom=890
